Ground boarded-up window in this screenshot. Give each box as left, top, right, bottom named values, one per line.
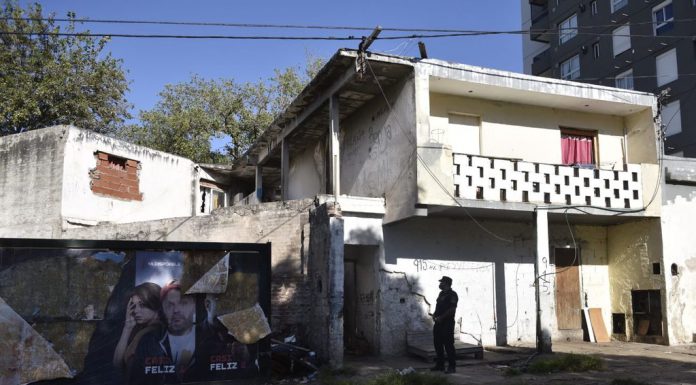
left=89, top=152, right=142, bottom=201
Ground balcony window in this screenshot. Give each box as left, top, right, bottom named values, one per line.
left=591, top=0, right=598, bottom=15
left=559, top=14, right=578, bottom=44
left=611, top=0, right=628, bottom=13
left=592, top=42, right=600, bottom=59
left=561, top=129, right=596, bottom=166
left=653, top=1, right=674, bottom=36
left=615, top=69, right=634, bottom=89
left=560, top=55, right=580, bottom=80
left=612, top=24, right=631, bottom=56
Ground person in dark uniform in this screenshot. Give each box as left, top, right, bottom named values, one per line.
left=430, top=276, right=458, bottom=374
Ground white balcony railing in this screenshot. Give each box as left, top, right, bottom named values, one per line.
left=452, top=154, right=643, bottom=209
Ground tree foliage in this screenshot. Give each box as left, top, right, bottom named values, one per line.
left=0, top=1, right=130, bottom=136
left=120, top=56, right=324, bottom=164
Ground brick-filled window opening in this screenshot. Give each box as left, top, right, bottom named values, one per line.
left=89, top=152, right=142, bottom=201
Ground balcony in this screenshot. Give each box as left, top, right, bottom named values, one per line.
left=529, top=0, right=547, bottom=5
left=452, top=154, right=643, bottom=209
left=530, top=8, right=550, bottom=43
left=532, top=49, right=551, bottom=76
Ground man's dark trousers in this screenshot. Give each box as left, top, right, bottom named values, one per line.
left=433, top=318, right=456, bottom=369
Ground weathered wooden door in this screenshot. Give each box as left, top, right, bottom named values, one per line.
left=554, top=248, right=581, bottom=330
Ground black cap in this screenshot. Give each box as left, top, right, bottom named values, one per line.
left=439, top=276, right=453, bottom=285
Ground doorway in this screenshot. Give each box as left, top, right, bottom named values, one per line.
left=343, top=245, right=378, bottom=355
left=554, top=248, right=582, bottom=331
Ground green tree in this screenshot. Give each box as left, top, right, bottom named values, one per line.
left=0, top=1, right=130, bottom=136
left=121, top=56, right=324, bottom=163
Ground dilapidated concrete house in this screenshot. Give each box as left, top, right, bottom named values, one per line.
left=2, top=49, right=695, bottom=375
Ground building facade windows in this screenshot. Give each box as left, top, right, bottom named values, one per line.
left=561, top=128, right=596, bottom=166
left=593, top=42, right=600, bottom=59
left=615, top=69, right=634, bottom=89
left=662, top=100, right=682, bottom=136
left=559, top=14, right=578, bottom=44
left=612, top=24, right=631, bottom=56
left=611, top=0, right=628, bottom=13
left=656, top=48, right=678, bottom=86
left=200, top=181, right=227, bottom=214
left=653, top=1, right=674, bottom=35
left=591, top=0, right=598, bottom=15
left=560, top=55, right=580, bottom=80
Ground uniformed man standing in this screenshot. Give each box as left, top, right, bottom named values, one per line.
left=430, top=276, right=458, bottom=374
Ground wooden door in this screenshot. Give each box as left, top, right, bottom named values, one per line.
left=555, top=248, right=581, bottom=330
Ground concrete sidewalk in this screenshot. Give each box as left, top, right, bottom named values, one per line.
left=341, top=341, right=696, bottom=385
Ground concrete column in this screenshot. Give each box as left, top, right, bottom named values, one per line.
left=329, top=95, right=340, bottom=196
left=255, top=165, right=263, bottom=204
left=281, top=139, right=289, bottom=201
left=535, top=209, right=553, bottom=353
left=327, top=214, right=344, bottom=368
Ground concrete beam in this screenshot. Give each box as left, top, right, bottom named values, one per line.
left=256, top=65, right=356, bottom=164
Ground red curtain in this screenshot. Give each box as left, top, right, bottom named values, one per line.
left=561, top=135, right=594, bottom=165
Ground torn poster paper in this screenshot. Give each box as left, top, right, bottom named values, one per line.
left=0, top=297, right=73, bottom=385
left=217, top=303, right=271, bottom=344
left=185, top=252, right=229, bottom=294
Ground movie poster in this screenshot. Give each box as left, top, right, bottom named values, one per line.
left=0, top=241, right=270, bottom=385
left=111, top=251, right=263, bottom=385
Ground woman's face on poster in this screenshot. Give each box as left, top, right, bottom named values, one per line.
left=130, top=295, right=158, bottom=325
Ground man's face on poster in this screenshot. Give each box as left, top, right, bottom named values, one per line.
left=162, top=289, right=195, bottom=335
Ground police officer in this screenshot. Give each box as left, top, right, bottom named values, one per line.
left=430, top=276, right=458, bottom=374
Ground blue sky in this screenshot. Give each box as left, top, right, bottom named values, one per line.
left=21, top=0, right=523, bottom=149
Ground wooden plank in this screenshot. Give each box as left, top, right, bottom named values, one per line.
left=588, top=308, right=610, bottom=343
left=555, top=249, right=581, bottom=330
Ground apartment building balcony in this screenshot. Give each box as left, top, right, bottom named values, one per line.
left=530, top=8, right=550, bottom=43
left=532, top=49, right=551, bottom=76
left=452, top=154, right=644, bottom=210
left=529, top=0, right=547, bottom=6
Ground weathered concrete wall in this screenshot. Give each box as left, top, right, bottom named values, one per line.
left=306, top=203, right=344, bottom=367
left=340, top=73, right=418, bottom=224
left=379, top=217, right=538, bottom=355
left=61, top=127, right=196, bottom=226
left=661, top=157, right=696, bottom=345
left=62, top=200, right=315, bottom=336
left=607, top=218, right=664, bottom=341
left=377, top=216, right=617, bottom=355
left=0, top=127, right=66, bottom=237
left=625, top=108, right=660, bottom=165
left=429, top=93, right=629, bottom=168
left=288, top=139, right=325, bottom=200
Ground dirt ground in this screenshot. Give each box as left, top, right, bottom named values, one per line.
left=328, top=341, right=696, bottom=385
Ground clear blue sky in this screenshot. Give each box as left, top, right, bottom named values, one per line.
left=21, top=0, right=523, bottom=140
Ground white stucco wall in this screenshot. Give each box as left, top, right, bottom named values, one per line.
left=61, top=128, right=195, bottom=225
left=660, top=157, right=696, bottom=344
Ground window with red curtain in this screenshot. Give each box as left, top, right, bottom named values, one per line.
left=561, top=133, right=595, bottom=165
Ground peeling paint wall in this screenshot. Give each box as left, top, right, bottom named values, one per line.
left=0, top=127, right=66, bottom=238
left=661, top=157, right=696, bottom=344
left=607, top=218, right=664, bottom=341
